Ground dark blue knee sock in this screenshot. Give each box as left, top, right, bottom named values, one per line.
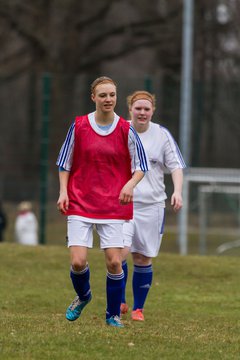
left=70, top=265, right=91, bottom=302
left=132, top=264, right=153, bottom=310
left=121, top=260, right=128, bottom=303
left=106, top=272, right=124, bottom=319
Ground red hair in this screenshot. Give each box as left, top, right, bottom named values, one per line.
left=127, top=90, right=156, bottom=111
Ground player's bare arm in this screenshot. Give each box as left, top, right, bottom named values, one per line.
left=119, top=170, right=145, bottom=205
left=57, top=170, right=70, bottom=213
left=171, top=168, right=183, bottom=212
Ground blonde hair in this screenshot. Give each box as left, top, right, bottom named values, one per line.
left=91, top=76, right=117, bottom=94
left=18, top=201, right=32, bottom=212
left=127, top=90, right=156, bottom=111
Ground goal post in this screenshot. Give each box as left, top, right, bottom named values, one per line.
left=199, top=185, right=240, bottom=255
left=178, top=167, right=240, bottom=255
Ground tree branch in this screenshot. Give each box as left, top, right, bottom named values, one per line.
left=83, top=7, right=181, bottom=53
left=0, top=8, right=46, bottom=55
left=75, top=0, right=119, bottom=29
left=0, top=46, right=30, bottom=65
left=77, top=36, right=174, bottom=72
left=0, top=59, right=35, bottom=82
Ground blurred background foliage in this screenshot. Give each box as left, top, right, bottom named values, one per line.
left=0, top=0, right=239, bottom=247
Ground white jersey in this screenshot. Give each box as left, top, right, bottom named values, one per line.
left=133, top=122, right=186, bottom=205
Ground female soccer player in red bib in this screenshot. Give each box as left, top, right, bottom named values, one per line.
left=56, top=77, right=149, bottom=327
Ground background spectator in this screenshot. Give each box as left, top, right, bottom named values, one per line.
left=15, top=201, right=38, bottom=246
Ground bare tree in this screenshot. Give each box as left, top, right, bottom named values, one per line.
left=1, top=0, right=240, bottom=201
left=0, top=0, right=182, bottom=77
left=193, top=0, right=240, bottom=167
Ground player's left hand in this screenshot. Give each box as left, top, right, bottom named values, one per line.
left=119, top=183, right=134, bottom=205
left=171, top=192, right=183, bottom=212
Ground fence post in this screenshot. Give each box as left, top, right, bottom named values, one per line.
left=39, top=73, right=51, bottom=245
left=179, top=0, right=194, bottom=166
left=144, top=76, right=153, bottom=93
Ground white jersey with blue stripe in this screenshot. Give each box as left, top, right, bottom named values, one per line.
left=133, top=121, right=186, bottom=204
left=56, top=112, right=149, bottom=173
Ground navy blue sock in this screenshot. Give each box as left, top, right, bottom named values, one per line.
left=132, top=264, right=153, bottom=310
left=121, top=260, right=128, bottom=303
left=106, top=272, right=124, bottom=319
left=70, top=265, right=91, bottom=302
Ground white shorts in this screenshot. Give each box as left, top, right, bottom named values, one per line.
left=123, top=203, right=165, bottom=257
left=67, top=215, right=124, bottom=249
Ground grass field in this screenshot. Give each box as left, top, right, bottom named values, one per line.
left=0, top=243, right=239, bottom=360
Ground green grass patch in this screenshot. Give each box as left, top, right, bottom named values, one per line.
left=0, top=244, right=239, bottom=359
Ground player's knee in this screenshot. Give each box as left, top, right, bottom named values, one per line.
left=71, top=259, right=87, bottom=271
left=107, top=257, right=122, bottom=273
left=132, top=252, right=151, bottom=266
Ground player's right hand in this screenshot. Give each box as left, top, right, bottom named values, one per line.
left=57, top=193, right=69, bottom=214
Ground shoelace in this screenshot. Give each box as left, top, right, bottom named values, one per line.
left=113, top=315, right=122, bottom=324
left=69, top=296, right=81, bottom=310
